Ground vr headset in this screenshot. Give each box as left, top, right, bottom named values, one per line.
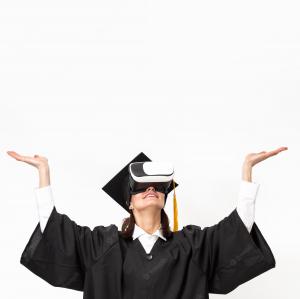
left=128, top=161, right=174, bottom=195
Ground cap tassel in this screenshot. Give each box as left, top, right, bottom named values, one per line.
left=172, top=179, right=178, bottom=232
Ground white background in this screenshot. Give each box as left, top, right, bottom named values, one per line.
left=0, top=0, right=299, bottom=298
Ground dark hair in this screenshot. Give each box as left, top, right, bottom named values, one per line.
left=120, top=207, right=174, bottom=240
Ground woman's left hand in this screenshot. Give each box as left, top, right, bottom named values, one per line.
left=242, top=146, right=288, bottom=182
left=243, top=146, right=288, bottom=168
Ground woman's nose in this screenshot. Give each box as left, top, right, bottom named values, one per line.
left=146, top=186, right=156, bottom=191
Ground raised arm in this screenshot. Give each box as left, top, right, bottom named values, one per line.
left=236, top=147, right=288, bottom=234
left=182, top=147, right=287, bottom=294
left=7, top=151, right=54, bottom=232
left=7, top=151, right=118, bottom=291
left=236, top=160, right=261, bottom=233
left=33, top=158, right=54, bottom=232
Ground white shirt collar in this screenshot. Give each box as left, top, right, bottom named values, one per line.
left=132, top=223, right=167, bottom=241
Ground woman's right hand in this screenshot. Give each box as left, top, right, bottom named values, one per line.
left=7, top=151, right=50, bottom=188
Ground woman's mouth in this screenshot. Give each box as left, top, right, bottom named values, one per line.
left=145, top=194, right=157, bottom=199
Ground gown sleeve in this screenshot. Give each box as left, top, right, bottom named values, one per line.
left=20, top=206, right=117, bottom=291
left=182, top=208, right=276, bottom=294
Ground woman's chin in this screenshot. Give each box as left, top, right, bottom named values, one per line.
left=140, top=202, right=162, bottom=210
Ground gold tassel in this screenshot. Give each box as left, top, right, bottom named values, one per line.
left=172, top=179, right=178, bottom=232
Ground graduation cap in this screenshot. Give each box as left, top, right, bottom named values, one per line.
left=102, top=152, right=179, bottom=231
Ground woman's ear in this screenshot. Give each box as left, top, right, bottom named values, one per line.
left=128, top=197, right=133, bottom=209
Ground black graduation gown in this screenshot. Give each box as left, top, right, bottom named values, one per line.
left=20, top=206, right=275, bottom=299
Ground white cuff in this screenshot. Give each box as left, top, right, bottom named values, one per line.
left=34, top=185, right=55, bottom=232
left=236, top=180, right=260, bottom=233
left=239, top=180, right=260, bottom=199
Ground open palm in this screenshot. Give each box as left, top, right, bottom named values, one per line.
left=6, top=151, right=49, bottom=169
left=244, top=146, right=288, bottom=167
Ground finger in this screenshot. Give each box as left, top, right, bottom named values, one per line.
left=7, top=151, right=36, bottom=163
left=278, top=146, right=288, bottom=151
left=272, top=147, right=287, bottom=154
left=7, top=151, right=22, bottom=160
left=266, top=147, right=287, bottom=157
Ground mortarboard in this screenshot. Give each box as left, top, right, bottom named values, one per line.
left=102, top=152, right=179, bottom=231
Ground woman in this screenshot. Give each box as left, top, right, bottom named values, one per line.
left=8, top=147, right=287, bottom=299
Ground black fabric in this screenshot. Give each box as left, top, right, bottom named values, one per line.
left=20, top=207, right=275, bottom=299
left=102, top=152, right=152, bottom=213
